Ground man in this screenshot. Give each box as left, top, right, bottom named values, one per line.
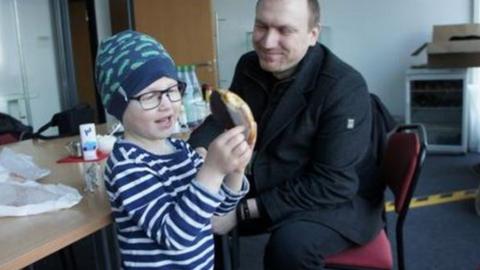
left=189, top=0, right=385, bottom=268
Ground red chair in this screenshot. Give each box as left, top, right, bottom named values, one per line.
left=218, top=124, right=427, bottom=270
left=325, top=124, right=427, bottom=270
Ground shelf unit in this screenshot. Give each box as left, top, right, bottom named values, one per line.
left=406, top=68, right=469, bottom=153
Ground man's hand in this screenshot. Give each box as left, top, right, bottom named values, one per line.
left=212, top=210, right=237, bottom=235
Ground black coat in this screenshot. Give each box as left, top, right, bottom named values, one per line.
left=190, top=43, right=384, bottom=244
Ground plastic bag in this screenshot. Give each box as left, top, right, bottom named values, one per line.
left=0, top=147, right=50, bottom=180
left=0, top=180, right=82, bottom=217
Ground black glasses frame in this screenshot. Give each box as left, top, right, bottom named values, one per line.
left=129, top=81, right=186, bottom=110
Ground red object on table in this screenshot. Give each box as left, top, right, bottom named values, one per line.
left=56, top=150, right=109, bottom=163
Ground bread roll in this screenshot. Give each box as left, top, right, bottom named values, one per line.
left=210, top=89, right=257, bottom=145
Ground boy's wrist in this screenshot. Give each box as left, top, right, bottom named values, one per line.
left=224, top=172, right=244, bottom=192
left=196, top=166, right=224, bottom=193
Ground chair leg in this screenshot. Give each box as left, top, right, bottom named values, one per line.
left=230, top=229, right=240, bottom=270
left=214, top=230, right=244, bottom=270
left=397, top=227, right=405, bottom=270
left=67, top=246, right=78, bottom=270
left=99, top=228, right=113, bottom=270
left=90, top=234, right=102, bottom=270
left=59, top=246, right=78, bottom=270
left=110, top=224, right=123, bottom=269
left=221, top=235, right=233, bottom=270
left=59, top=249, right=68, bottom=269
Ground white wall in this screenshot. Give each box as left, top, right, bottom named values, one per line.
left=0, top=0, right=33, bottom=126
left=214, top=0, right=257, bottom=88
left=95, top=0, right=112, bottom=43
left=0, top=1, right=24, bottom=108
left=474, top=0, right=480, bottom=83
left=214, top=0, right=472, bottom=117
left=0, top=0, right=62, bottom=133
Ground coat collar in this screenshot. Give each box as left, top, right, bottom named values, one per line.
left=241, top=43, right=327, bottom=150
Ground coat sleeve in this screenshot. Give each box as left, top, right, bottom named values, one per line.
left=258, top=73, right=373, bottom=223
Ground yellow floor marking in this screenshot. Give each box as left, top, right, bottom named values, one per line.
left=385, top=189, right=477, bottom=212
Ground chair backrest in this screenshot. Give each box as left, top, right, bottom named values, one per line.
left=381, top=124, right=427, bottom=214
left=0, top=112, right=33, bottom=142
left=369, top=93, right=397, bottom=166
left=0, top=133, right=19, bottom=145
left=380, top=124, right=427, bottom=270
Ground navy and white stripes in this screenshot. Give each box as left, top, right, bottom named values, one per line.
left=104, top=138, right=249, bottom=269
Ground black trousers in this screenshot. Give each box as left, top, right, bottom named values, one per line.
left=263, top=221, right=353, bottom=270
left=215, top=220, right=354, bottom=270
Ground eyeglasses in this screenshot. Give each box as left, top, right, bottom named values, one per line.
left=130, top=82, right=186, bottom=110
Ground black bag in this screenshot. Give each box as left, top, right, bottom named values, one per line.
left=356, top=93, right=396, bottom=199
left=369, top=93, right=397, bottom=165
left=34, top=103, right=95, bottom=139
left=0, top=113, right=33, bottom=141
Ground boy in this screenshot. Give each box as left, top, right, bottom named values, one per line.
left=95, top=30, right=252, bottom=270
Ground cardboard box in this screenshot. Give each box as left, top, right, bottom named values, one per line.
left=410, top=43, right=428, bottom=68
left=426, top=24, right=480, bottom=68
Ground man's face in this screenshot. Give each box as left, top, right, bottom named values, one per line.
left=252, top=0, right=319, bottom=79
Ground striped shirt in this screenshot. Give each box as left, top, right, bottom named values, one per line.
left=104, top=138, right=249, bottom=270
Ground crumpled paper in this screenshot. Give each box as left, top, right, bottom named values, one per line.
left=0, top=181, right=82, bottom=217
left=0, top=147, right=82, bottom=217
left=0, top=147, right=50, bottom=181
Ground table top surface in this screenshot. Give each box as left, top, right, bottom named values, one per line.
left=0, top=137, right=112, bottom=270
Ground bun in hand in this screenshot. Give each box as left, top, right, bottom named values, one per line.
left=210, top=89, right=257, bottom=145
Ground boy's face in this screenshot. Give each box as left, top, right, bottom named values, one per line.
left=122, top=77, right=182, bottom=141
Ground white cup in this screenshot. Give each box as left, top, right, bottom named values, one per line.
left=97, top=135, right=116, bottom=154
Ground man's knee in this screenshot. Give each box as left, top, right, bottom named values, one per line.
left=264, top=224, right=324, bottom=269
left=262, top=221, right=353, bottom=270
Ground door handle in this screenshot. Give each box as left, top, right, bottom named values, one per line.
left=193, top=60, right=215, bottom=68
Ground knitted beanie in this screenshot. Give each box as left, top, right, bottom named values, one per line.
left=95, top=30, right=178, bottom=122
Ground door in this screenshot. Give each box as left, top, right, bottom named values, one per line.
left=132, top=0, right=218, bottom=88
left=69, top=0, right=99, bottom=121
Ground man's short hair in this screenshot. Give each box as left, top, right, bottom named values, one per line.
left=308, top=0, right=320, bottom=29
left=256, top=0, right=320, bottom=30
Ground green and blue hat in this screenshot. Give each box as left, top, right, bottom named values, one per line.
left=95, top=30, right=178, bottom=122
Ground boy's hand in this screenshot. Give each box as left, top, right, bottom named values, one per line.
left=195, top=126, right=253, bottom=193
left=231, top=133, right=254, bottom=173
left=203, top=126, right=251, bottom=175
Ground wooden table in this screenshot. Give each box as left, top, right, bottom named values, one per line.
left=0, top=137, right=113, bottom=270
